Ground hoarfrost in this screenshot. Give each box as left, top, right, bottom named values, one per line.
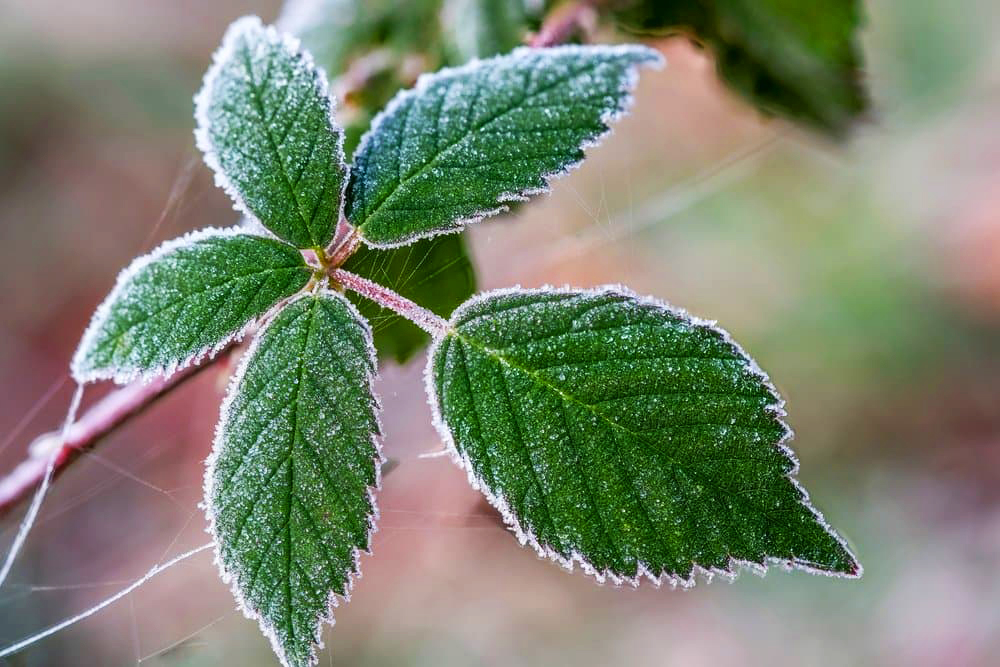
left=424, top=285, right=862, bottom=587
left=346, top=44, right=663, bottom=247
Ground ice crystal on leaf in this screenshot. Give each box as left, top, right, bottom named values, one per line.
left=427, top=286, right=860, bottom=585
left=346, top=45, right=663, bottom=247
left=206, top=291, right=381, bottom=667
left=195, top=16, right=347, bottom=250
left=72, top=228, right=311, bottom=384
left=48, top=14, right=863, bottom=667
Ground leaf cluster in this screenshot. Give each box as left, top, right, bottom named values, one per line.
left=68, top=12, right=862, bottom=667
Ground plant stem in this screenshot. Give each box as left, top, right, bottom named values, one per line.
left=326, top=221, right=362, bottom=268
left=332, top=268, right=448, bottom=337
left=0, top=3, right=607, bottom=521
left=0, top=350, right=232, bottom=520
left=529, top=0, right=601, bottom=48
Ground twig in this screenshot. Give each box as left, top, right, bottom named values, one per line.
left=325, top=221, right=362, bottom=268
left=529, top=0, right=601, bottom=48
left=332, top=268, right=448, bottom=337
left=0, top=349, right=234, bottom=520
left=0, top=0, right=607, bottom=523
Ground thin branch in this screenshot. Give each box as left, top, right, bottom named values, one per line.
left=332, top=268, right=448, bottom=337
left=529, top=0, right=601, bottom=48
left=0, top=349, right=234, bottom=520
left=0, top=0, right=606, bottom=524
left=325, top=221, right=362, bottom=268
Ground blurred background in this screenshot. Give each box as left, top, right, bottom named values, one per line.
left=2, top=0, right=1000, bottom=664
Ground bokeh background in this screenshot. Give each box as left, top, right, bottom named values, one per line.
left=2, top=0, right=1000, bottom=665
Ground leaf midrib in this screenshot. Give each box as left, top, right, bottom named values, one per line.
left=237, top=37, right=325, bottom=248
left=449, top=328, right=785, bottom=570
left=100, top=263, right=308, bottom=358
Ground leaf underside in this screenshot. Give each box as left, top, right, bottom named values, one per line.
left=196, top=16, right=347, bottom=249
left=207, top=291, right=380, bottom=667
left=71, top=230, right=311, bottom=384
left=346, top=45, right=662, bottom=247
left=429, top=287, right=859, bottom=584
left=615, top=0, right=868, bottom=136
left=341, top=232, right=476, bottom=363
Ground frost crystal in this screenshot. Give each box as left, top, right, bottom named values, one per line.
left=195, top=16, right=347, bottom=250
left=205, top=290, right=382, bottom=667
left=71, top=228, right=311, bottom=385
left=426, top=285, right=861, bottom=586
left=346, top=44, right=663, bottom=247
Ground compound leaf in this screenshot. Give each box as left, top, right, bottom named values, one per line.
left=428, top=286, right=860, bottom=584
left=206, top=290, right=381, bottom=667
left=196, top=16, right=347, bottom=249
left=615, top=0, right=868, bottom=136
left=71, top=229, right=311, bottom=384
left=346, top=45, right=662, bottom=247
left=342, top=232, right=476, bottom=363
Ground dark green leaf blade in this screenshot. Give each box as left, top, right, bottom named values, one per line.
left=71, top=229, right=311, bottom=384
left=428, top=286, right=859, bottom=585
left=616, top=0, right=868, bottom=136
left=346, top=45, right=662, bottom=247
left=341, top=233, right=476, bottom=363
left=206, top=291, right=381, bottom=667
left=195, top=16, right=347, bottom=249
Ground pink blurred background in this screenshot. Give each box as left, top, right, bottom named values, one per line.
left=2, top=0, right=1000, bottom=664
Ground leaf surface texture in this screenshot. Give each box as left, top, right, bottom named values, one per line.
left=429, top=287, right=859, bottom=583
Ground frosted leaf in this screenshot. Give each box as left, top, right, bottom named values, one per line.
left=206, top=290, right=381, bottom=667
left=426, top=286, right=860, bottom=586
left=71, top=228, right=312, bottom=385
left=195, top=16, right=347, bottom=249
left=346, top=45, right=663, bottom=247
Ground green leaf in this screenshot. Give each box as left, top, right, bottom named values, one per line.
left=345, top=45, right=662, bottom=247
left=278, top=0, right=444, bottom=81
left=206, top=290, right=381, bottom=667
left=428, top=286, right=860, bottom=585
left=615, top=0, right=868, bottom=136
left=195, top=16, right=347, bottom=249
left=341, top=232, right=476, bottom=363
left=442, top=0, right=528, bottom=61
left=278, top=0, right=448, bottom=158
left=71, top=228, right=311, bottom=384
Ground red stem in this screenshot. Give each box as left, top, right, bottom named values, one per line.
left=0, top=2, right=606, bottom=520
left=0, top=353, right=228, bottom=519
left=332, top=268, right=448, bottom=337
left=529, top=0, right=600, bottom=48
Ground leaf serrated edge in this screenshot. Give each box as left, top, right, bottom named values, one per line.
left=423, top=283, right=862, bottom=588
left=202, top=289, right=384, bottom=667
left=351, top=44, right=665, bottom=249
left=194, top=15, right=349, bottom=250
left=70, top=226, right=300, bottom=386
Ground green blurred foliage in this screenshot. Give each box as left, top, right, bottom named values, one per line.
left=442, top=0, right=530, bottom=61
left=614, top=0, right=869, bottom=137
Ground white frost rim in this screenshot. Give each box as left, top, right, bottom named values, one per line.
left=194, top=15, right=349, bottom=251
left=423, top=284, right=862, bottom=589
left=70, top=226, right=304, bottom=386
left=202, top=288, right=384, bottom=667
left=349, top=44, right=665, bottom=249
